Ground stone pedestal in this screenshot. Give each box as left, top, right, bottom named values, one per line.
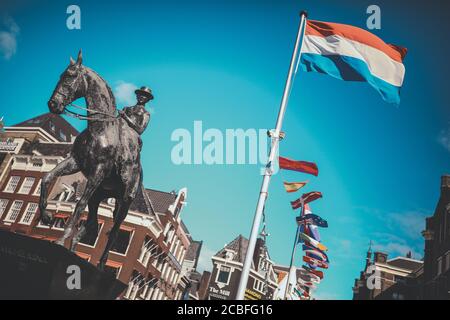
left=0, top=229, right=126, bottom=300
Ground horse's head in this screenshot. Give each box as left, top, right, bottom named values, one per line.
left=48, top=50, right=86, bottom=114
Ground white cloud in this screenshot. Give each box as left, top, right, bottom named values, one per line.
left=0, top=16, right=19, bottom=60
left=388, top=211, right=427, bottom=239
left=114, top=81, right=138, bottom=106
left=438, top=126, right=450, bottom=152
left=196, top=246, right=216, bottom=273
left=355, top=206, right=428, bottom=260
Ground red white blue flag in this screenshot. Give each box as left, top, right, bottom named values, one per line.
left=300, top=20, right=407, bottom=104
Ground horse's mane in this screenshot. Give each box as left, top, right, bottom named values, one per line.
left=84, top=66, right=117, bottom=110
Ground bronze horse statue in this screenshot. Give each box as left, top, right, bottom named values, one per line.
left=39, top=50, right=143, bottom=269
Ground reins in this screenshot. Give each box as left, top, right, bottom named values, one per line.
left=64, top=103, right=119, bottom=121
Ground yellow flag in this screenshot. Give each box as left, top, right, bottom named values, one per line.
left=283, top=181, right=307, bottom=193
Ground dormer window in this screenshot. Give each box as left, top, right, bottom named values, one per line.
left=224, top=249, right=235, bottom=261
left=59, top=131, right=67, bottom=141
left=49, top=121, right=55, bottom=132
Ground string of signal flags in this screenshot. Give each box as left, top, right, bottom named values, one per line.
left=279, top=156, right=329, bottom=300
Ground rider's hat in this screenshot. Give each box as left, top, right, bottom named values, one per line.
left=135, top=86, right=154, bottom=100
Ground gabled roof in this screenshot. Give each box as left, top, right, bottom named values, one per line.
left=215, top=235, right=249, bottom=264
left=144, top=189, right=177, bottom=213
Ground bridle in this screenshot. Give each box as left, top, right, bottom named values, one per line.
left=56, top=67, right=119, bottom=122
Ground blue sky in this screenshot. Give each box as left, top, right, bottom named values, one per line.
left=1, top=0, right=449, bottom=299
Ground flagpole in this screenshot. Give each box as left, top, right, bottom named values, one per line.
left=284, top=203, right=304, bottom=299
left=236, top=10, right=308, bottom=301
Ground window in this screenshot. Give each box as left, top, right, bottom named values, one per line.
left=4, top=200, right=23, bottom=222
left=59, top=131, right=67, bottom=141
left=18, top=177, right=35, bottom=194
left=104, top=265, right=120, bottom=278
left=110, top=229, right=132, bottom=254
left=52, top=214, right=70, bottom=230
left=20, top=203, right=38, bottom=225
left=125, top=270, right=144, bottom=300
left=217, top=265, right=231, bottom=284
left=138, top=236, right=156, bottom=266
left=253, top=279, right=265, bottom=293
left=0, top=199, right=8, bottom=219
left=78, top=220, right=102, bottom=247
left=33, top=180, right=42, bottom=196
left=164, top=225, right=174, bottom=243
left=4, top=176, right=20, bottom=193
left=259, top=258, right=269, bottom=272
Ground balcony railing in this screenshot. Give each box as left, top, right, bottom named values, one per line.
left=167, top=251, right=182, bottom=271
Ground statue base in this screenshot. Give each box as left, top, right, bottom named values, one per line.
left=0, top=229, right=126, bottom=300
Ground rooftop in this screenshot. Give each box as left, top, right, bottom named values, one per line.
left=12, top=113, right=79, bottom=142
left=386, top=256, right=423, bottom=272
left=214, top=234, right=249, bottom=263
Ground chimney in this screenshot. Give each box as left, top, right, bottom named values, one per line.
left=374, top=252, right=388, bottom=263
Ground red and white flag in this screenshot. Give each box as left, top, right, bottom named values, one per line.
left=279, top=156, right=319, bottom=176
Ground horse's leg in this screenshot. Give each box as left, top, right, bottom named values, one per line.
left=70, top=187, right=104, bottom=251
left=38, top=155, right=79, bottom=225
left=97, top=199, right=131, bottom=270
left=55, top=165, right=106, bottom=248
left=98, top=167, right=140, bottom=270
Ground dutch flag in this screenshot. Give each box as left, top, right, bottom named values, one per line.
left=299, top=19, right=407, bottom=104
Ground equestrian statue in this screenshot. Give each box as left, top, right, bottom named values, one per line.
left=38, top=50, right=153, bottom=270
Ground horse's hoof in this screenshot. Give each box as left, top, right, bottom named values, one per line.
left=97, top=262, right=105, bottom=271
left=54, top=239, right=65, bottom=246
left=70, top=242, right=78, bottom=252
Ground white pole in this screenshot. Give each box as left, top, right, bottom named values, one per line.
left=236, top=11, right=308, bottom=300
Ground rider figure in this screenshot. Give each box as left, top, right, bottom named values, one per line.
left=118, top=86, right=153, bottom=150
